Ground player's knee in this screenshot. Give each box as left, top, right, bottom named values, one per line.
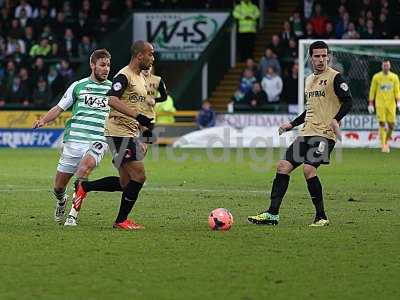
left=388, top=123, right=395, bottom=130
left=379, top=122, right=385, bottom=127
left=303, top=164, right=317, bottom=179
left=276, top=160, right=292, bottom=174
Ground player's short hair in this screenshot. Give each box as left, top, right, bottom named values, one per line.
left=309, top=41, right=330, bottom=56
left=90, top=49, right=111, bottom=64
left=131, top=40, right=148, bottom=58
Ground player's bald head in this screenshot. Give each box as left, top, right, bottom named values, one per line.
left=131, top=40, right=153, bottom=58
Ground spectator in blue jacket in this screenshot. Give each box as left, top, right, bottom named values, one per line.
left=197, top=100, right=216, bottom=129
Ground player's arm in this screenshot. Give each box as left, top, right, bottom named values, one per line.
left=33, top=81, right=77, bottom=128
left=333, top=73, right=352, bottom=122
left=155, top=79, right=167, bottom=102
left=107, top=74, right=153, bottom=127
left=394, top=74, right=400, bottom=110
left=278, top=110, right=306, bottom=135
left=368, top=74, right=377, bottom=113
left=331, top=73, right=353, bottom=140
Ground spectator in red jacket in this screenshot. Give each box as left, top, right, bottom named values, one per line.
left=310, top=3, right=328, bottom=36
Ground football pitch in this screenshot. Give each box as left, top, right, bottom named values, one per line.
left=0, top=147, right=399, bottom=300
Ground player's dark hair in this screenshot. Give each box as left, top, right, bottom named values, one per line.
left=90, top=49, right=111, bottom=64
left=309, top=41, right=330, bottom=56
left=131, top=40, right=147, bottom=58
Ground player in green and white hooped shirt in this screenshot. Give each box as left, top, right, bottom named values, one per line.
left=33, top=49, right=153, bottom=225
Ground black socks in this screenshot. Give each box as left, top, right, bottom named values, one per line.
left=82, top=176, right=123, bottom=192
left=306, top=176, right=327, bottom=220
left=115, top=180, right=144, bottom=224
left=267, top=173, right=290, bottom=215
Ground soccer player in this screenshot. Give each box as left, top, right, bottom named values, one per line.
left=70, top=40, right=155, bottom=230
left=33, top=49, right=153, bottom=225
left=248, top=41, right=352, bottom=226
left=368, top=60, right=400, bottom=153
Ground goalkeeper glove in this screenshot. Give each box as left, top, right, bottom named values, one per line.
left=368, top=104, right=375, bottom=114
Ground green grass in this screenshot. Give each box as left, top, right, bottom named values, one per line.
left=0, top=148, right=399, bottom=300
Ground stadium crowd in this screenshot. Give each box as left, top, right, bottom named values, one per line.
left=233, top=0, right=400, bottom=112
left=0, top=0, right=237, bottom=108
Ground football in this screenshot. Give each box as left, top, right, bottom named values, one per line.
left=208, top=208, right=234, bottom=231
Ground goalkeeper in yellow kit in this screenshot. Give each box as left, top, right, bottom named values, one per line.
left=368, top=60, right=400, bottom=152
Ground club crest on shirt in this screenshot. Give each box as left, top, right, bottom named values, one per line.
left=340, top=82, right=349, bottom=91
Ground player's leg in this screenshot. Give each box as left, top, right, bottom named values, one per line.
left=54, top=142, right=86, bottom=222
left=384, top=104, right=396, bottom=152
left=248, top=137, right=303, bottom=225
left=376, top=105, right=387, bottom=151
left=113, top=140, right=148, bottom=230
left=303, top=164, right=329, bottom=226
left=65, top=141, right=108, bottom=226
left=113, top=160, right=146, bottom=229
left=303, top=137, right=335, bottom=226
left=53, top=171, right=73, bottom=222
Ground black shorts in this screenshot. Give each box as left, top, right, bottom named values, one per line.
left=106, top=136, right=147, bottom=167
left=284, top=136, right=335, bottom=168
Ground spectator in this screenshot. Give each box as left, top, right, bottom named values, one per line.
left=310, top=3, right=328, bottom=36
left=244, top=58, right=258, bottom=78
left=17, top=7, right=33, bottom=28
left=29, top=37, right=51, bottom=57
left=8, top=18, right=24, bottom=39
left=289, top=11, right=304, bottom=38
left=261, top=66, right=283, bottom=103
left=31, top=56, right=48, bottom=84
left=155, top=95, right=176, bottom=124
left=95, top=13, right=111, bottom=40
left=47, top=64, right=64, bottom=96
left=283, top=62, right=299, bottom=113
left=2, top=60, right=17, bottom=90
left=259, top=48, right=281, bottom=77
left=62, top=1, right=74, bottom=19
left=5, top=36, right=26, bottom=55
left=81, top=0, right=94, bottom=19
left=233, top=68, right=257, bottom=103
left=323, top=21, right=336, bottom=39
left=75, top=11, right=92, bottom=37
left=280, top=21, right=296, bottom=45
left=53, top=12, right=68, bottom=38
left=33, top=7, right=51, bottom=33
left=268, top=34, right=283, bottom=58
left=243, top=82, right=268, bottom=109
left=58, top=59, right=73, bottom=84
left=197, top=100, right=216, bottom=129
left=22, top=26, right=35, bottom=53
left=32, top=0, right=57, bottom=19
left=15, top=0, right=33, bottom=19
left=335, top=12, right=350, bottom=38
left=32, top=77, right=52, bottom=107
left=3, top=76, right=30, bottom=106
left=303, top=21, right=315, bottom=38
left=282, top=38, right=298, bottom=63
left=233, top=0, right=260, bottom=61
left=10, top=43, right=28, bottom=67
left=304, top=0, right=315, bottom=20
left=342, top=22, right=360, bottom=39
left=361, top=19, right=377, bottom=38
left=376, top=12, right=390, bottom=38
left=18, top=67, right=33, bottom=94
left=59, top=28, right=78, bottom=58
left=78, top=35, right=97, bottom=58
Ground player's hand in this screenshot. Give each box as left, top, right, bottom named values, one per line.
left=136, top=114, right=153, bottom=127
left=278, top=123, right=293, bottom=135
left=330, top=119, right=342, bottom=141
left=33, top=119, right=45, bottom=129
left=368, top=104, right=375, bottom=114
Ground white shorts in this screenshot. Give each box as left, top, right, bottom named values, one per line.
left=57, top=141, right=108, bottom=174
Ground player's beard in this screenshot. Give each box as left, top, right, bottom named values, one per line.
left=94, top=69, right=108, bottom=82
